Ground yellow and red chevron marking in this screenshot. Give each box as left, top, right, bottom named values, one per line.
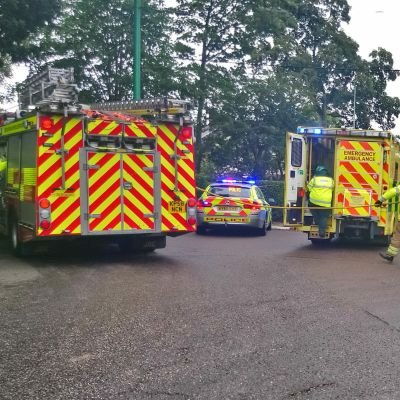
left=203, top=197, right=253, bottom=218
left=37, top=116, right=84, bottom=236
left=87, top=120, right=122, bottom=136
left=123, top=154, right=155, bottom=230
left=337, top=140, right=381, bottom=217
left=157, top=123, right=196, bottom=231
left=87, top=152, right=122, bottom=232
left=380, top=162, right=390, bottom=226
left=125, top=122, right=156, bottom=138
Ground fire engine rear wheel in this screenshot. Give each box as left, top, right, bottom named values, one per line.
left=9, top=219, right=32, bottom=257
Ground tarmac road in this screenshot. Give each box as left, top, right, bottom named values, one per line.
left=2, top=229, right=400, bottom=399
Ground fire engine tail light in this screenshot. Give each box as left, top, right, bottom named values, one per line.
left=180, top=127, right=192, bottom=140
left=187, top=197, right=197, bottom=225
left=40, top=116, right=53, bottom=130
left=40, top=220, right=51, bottom=230
left=187, top=198, right=197, bottom=208
left=38, top=198, right=51, bottom=230
left=39, top=198, right=51, bottom=209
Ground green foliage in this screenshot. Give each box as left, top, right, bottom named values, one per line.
left=25, top=0, right=177, bottom=103
left=2, top=0, right=400, bottom=181
left=0, top=0, right=60, bottom=80
left=259, top=181, right=284, bottom=221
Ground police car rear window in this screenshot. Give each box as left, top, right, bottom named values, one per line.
left=209, top=186, right=251, bottom=198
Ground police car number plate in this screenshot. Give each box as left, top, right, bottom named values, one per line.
left=218, top=206, right=240, bottom=212
left=169, top=200, right=185, bottom=213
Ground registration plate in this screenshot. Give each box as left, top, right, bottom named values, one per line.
left=169, top=200, right=185, bottom=213
left=217, top=206, right=239, bottom=212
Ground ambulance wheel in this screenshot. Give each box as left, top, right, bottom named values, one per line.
left=9, top=218, right=32, bottom=257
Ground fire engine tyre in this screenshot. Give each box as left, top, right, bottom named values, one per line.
left=9, top=219, right=32, bottom=257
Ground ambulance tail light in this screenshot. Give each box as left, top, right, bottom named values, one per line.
left=297, top=187, right=305, bottom=198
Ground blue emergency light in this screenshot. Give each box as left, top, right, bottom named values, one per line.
left=218, top=178, right=256, bottom=185
left=297, top=127, right=323, bottom=134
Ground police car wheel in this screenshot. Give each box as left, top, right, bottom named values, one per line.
left=196, top=226, right=206, bottom=235
left=256, top=221, right=267, bottom=236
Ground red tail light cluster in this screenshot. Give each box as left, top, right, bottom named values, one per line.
left=38, top=198, right=51, bottom=230
left=40, top=116, right=54, bottom=131
left=186, top=197, right=197, bottom=225
left=197, top=199, right=211, bottom=208
left=243, top=201, right=261, bottom=211
left=180, top=127, right=192, bottom=140
left=297, top=187, right=305, bottom=198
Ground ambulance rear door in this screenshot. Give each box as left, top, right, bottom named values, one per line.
left=336, top=140, right=382, bottom=219
left=284, top=132, right=307, bottom=225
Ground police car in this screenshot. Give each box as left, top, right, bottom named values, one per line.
left=196, top=179, right=272, bottom=235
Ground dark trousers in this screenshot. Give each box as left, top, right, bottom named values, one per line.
left=309, top=202, right=331, bottom=236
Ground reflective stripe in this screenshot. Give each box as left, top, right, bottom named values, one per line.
left=387, top=245, right=399, bottom=256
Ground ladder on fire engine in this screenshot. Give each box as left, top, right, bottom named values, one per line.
left=19, top=67, right=79, bottom=109
left=90, top=98, right=193, bottom=123
left=91, top=98, right=193, bottom=194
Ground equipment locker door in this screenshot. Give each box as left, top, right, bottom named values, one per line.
left=122, top=153, right=156, bottom=232
left=284, top=132, right=307, bottom=225
left=86, top=152, right=122, bottom=233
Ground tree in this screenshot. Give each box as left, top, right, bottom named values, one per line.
left=26, top=0, right=177, bottom=103
left=0, top=0, right=61, bottom=78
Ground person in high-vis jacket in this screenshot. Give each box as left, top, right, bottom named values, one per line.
left=375, top=186, right=400, bottom=262
left=307, top=166, right=334, bottom=238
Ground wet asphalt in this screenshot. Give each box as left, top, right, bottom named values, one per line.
left=1, top=228, right=400, bottom=399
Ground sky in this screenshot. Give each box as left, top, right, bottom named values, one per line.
left=3, top=0, right=400, bottom=131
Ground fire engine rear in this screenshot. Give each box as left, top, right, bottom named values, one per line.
left=0, top=68, right=196, bottom=255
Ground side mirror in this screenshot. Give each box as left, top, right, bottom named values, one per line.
left=268, top=198, right=276, bottom=205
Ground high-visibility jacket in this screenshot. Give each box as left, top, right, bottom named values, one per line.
left=307, top=176, right=334, bottom=208
left=0, top=160, right=6, bottom=173
left=382, top=185, right=400, bottom=201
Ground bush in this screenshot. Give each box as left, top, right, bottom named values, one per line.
left=259, top=181, right=284, bottom=222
